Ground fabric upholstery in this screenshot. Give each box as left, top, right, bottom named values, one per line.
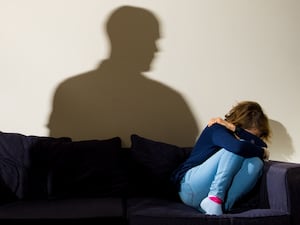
left=0, top=132, right=299, bottom=225
left=127, top=198, right=289, bottom=225
left=0, top=131, right=72, bottom=199
left=45, top=137, right=125, bottom=198
left=0, top=198, right=125, bottom=225
left=129, top=134, right=191, bottom=198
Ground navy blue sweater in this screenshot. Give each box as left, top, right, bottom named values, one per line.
left=170, top=124, right=267, bottom=190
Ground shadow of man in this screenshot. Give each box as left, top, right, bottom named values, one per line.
left=47, top=5, right=199, bottom=147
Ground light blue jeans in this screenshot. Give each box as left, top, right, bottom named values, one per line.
left=178, top=148, right=263, bottom=212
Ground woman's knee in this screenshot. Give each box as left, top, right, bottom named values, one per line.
left=220, top=148, right=243, bottom=159
left=245, top=157, right=264, bottom=176
left=218, top=148, right=244, bottom=167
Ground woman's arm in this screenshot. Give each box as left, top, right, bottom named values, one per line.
left=208, top=117, right=267, bottom=147
left=210, top=124, right=265, bottom=158
left=208, top=118, right=269, bottom=160
left=208, top=117, right=236, bottom=132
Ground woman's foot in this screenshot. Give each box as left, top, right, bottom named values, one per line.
left=200, top=196, right=223, bottom=215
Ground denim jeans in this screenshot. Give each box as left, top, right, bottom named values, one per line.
left=178, top=148, right=263, bottom=212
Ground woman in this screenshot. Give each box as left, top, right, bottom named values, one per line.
left=171, top=101, right=271, bottom=215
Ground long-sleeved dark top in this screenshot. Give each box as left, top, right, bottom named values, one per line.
left=170, top=124, right=267, bottom=190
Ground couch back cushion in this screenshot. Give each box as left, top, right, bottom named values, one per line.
left=0, top=131, right=72, bottom=200
left=128, top=134, right=191, bottom=198
left=44, top=137, right=127, bottom=198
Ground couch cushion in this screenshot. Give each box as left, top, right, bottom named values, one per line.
left=46, top=137, right=126, bottom=198
left=0, top=131, right=72, bottom=200
left=127, top=197, right=230, bottom=225
left=0, top=197, right=126, bottom=225
left=127, top=197, right=289, bottom=225
left=129, top=134, right=191, bottom=198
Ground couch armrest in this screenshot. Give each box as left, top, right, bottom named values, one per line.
left=265, top=160, right=300, bottom=225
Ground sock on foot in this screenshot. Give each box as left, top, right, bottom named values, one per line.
left=200, top=196, right=223, bottom=215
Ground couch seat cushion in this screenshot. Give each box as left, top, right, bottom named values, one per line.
left=227, top=209, right=290, bottom=225
left=127, top=198, right=289, bottom=225
left=0, top=197, right=125, bottom=225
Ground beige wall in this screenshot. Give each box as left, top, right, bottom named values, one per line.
left=1, top=1, right=299, bottom=162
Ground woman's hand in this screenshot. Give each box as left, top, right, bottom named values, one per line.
left=208, top=117, right=236, bottom=132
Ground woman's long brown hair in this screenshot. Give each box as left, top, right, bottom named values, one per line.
left=225, top=101, right=271, bottom=141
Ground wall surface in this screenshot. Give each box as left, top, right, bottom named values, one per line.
left=1, top=0, right=299, bottom=162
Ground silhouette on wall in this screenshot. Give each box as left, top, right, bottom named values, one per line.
left=47, top=5, right=199, bottom=147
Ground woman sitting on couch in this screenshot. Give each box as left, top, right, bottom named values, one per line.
left=171, top=101, right=271, bottom=215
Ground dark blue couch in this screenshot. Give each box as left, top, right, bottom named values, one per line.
left=0, top=132, right=299, bottom=225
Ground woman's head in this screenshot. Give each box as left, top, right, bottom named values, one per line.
left=225, top=101, right=271, bottom=141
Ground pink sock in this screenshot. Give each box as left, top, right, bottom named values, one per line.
left=209, top=196, right=222, bottom=204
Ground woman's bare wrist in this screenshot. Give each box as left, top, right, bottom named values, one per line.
left=229, top=123, right=236, bottom=132
left=208, top=118, right=236, bottom=132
